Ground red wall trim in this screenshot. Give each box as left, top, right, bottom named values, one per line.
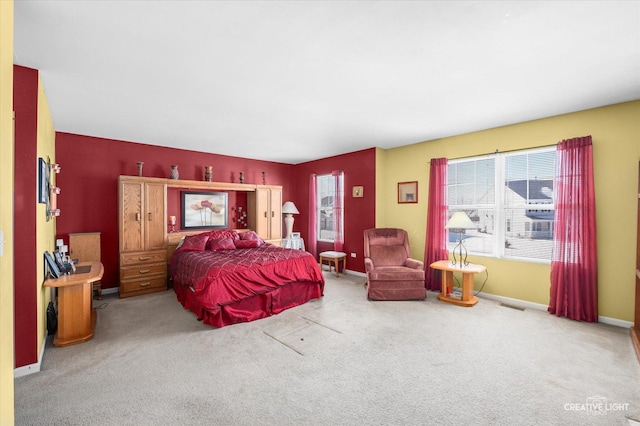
left=13, top=65, right=39, bottom=367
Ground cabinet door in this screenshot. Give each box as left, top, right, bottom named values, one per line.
left=145, top=182, right=166, bottom=251
left=120, top=181, right=144, bottom=253
left=253, top=188, right=270, bottom=239
left=268, top=187, right=282, bottom=239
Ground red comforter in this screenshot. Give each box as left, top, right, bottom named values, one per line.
left=170, top=244, right=325, bottom=327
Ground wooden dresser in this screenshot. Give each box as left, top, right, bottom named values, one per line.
left=118, top=176, right=167, bottom=298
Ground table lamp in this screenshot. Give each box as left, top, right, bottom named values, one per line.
left=445, top=211, right=475, bottom=267
left=282, top=201, right=300, bottom=239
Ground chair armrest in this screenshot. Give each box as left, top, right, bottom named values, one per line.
left=364, top=257, right=375, bottom=272
left=405, top=258, right=424, bottom=270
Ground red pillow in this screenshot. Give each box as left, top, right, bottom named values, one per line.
left=234, top=239, right=260, bottom=249
left=206, top=238, right=236, bottom=251
left=206, top=230, right=239, bottom=241
left=240, top=231, right=264, bottom=245
left=176, top=234, right=209, bottom=252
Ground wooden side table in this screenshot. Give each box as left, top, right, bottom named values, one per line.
left=430, top=260, right=486, bottom=307
left=44, top=261, right=104, bottom=347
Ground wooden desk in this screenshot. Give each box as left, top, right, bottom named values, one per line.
left=430, top=260, right=486, bottom=307
left=44, top=261, right=104, bottom=347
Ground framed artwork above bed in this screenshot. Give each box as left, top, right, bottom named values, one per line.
left=181, top=191, right=228, bottom=229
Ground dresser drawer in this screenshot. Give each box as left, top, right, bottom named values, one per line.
left=120, top=250, right=166, bottom=266
left=120, top=276, right=166, bottom=296
left=120, top=263, right=166, bottom=280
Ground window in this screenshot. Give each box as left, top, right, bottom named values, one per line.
left=447, top=147, right=556, bottom=262
left=316, top=173, right=343, bottom=242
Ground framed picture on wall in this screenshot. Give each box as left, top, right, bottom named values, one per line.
left=398, top=181, right=418, bottom=204
left=181, top=191, right=228, bottom=229
left=38, top=157, right=49, bottom=204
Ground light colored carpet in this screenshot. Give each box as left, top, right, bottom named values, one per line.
left=15, top=272, right=640, bottom=425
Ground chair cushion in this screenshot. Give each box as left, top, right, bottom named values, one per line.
left=319, top=251, right=346, bottom=259
left=367, top=266, right=425, bottom=282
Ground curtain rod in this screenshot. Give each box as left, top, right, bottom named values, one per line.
left=429, top=143, right=558, bottom=163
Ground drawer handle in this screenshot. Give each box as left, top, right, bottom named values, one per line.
left=139, top=256, right=151, bottom=261
left=136, top=212, right=141, bottom=222
left=139, top=282, right=151, bottom=287
left=139, top=269, right=151, bottom=274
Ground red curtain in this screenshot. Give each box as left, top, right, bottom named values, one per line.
left=548, top=136, right=598, bottom=322
left=424, top=158, right=449, bottom=290
left=332, top=170, right=344, bottom=252
left=308, top=174, right=318, bottom=258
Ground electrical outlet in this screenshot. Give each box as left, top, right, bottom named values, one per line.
left=350, top=252, right=356, bottom=258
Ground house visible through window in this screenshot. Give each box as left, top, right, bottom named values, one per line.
left=316, top=173, right=343, bottom=242
left=447, top=147, right=556, bottom=262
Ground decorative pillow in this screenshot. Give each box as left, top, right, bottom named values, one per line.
left=175, top=233, right=209, bottom=252
left=239, top=231, right=264, bottom=245
left=206, top=238, right=237, bottom=251
left=206, top=229, right=240, bottom=241
left=234, top=239, right=260, bottom=249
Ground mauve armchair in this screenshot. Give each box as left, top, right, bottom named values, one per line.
left=363, top=228, right=426, bottom=301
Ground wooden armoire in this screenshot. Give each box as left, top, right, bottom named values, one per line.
left=118, top=176, right=167, bottom=298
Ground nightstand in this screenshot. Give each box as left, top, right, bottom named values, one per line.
left=282, top=238, right=305, bottom=251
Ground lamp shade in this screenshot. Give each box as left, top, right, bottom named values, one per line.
left=282, top=201, right=300, bottom=214
left=445, top=212, right=475, bottom=230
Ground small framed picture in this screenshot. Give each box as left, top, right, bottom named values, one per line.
left=291, top=232, right=301, bottom=239
left=398, top=181, right=418, bottom=204
left=352, top=186, right=364, bottom=198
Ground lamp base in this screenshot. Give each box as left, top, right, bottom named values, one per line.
left=284, top=213, right=294, bottom=239
left=451, top=233, right=469, bottom=267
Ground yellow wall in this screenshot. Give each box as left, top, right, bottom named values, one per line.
left=378, top=101, right=640, bottom=322
left=0, top=0, right=14, bottom=423
left=37, top=77, right=56, bottom=355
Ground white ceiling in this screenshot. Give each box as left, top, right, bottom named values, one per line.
left=13, top=1, right=640, bottom=164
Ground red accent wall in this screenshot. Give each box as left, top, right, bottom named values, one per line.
left=13, top=65, right=39, bottom=367
left=293, top=148, right=376, bottom=273
left=55, top=133, right=296, bottom=289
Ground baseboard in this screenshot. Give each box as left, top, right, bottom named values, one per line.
left=477, top=292, right=633, bottom=329
left=101, top=287, right=119, bottom=296
left=344, top=269, right=365, bottom=278
left=14, top=331, right=48, bottom=378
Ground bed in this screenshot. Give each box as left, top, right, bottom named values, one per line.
left=169, top=229, right=325, bottom=327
